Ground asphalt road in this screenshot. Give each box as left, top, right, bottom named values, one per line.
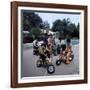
left=22, top=43, right=79, bottom=77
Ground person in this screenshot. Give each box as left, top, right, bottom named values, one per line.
left=47, top=34, right=53, bottom=48
left=43, top=33, right=48, bottom=47
left=33, top=39, right=38, bottom=48
left=45, top=44, right=52, bottom=63
left=58, top=37, right=66, bottom=61
left=33, top=39, right=39, bottom=55
left=52, top=36, right=57, bottom=56
left=65, top=38, right=72, bottom=64
left=38, top=44, right=47, bottom=64
left=60, top=38, right=66, bottom=52
left=52, top=34, right=56, bottom=45
left=47, top=34, right=53, bottom=56
left=57, top=37, right=62, bottom=54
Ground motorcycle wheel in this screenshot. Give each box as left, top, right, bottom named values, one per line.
left=47, top=64, right=55, bottom=74
left=56, top=60, right=62, bottom=65
left=69, top=55, right=74, bottom=61
left=36, top=60, right=42, bottom=67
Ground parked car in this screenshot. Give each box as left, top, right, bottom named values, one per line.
left=23, top=31, right=34, bottom=43
left=23, top=35, right=34, bottom=43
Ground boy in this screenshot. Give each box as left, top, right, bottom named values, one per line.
left=65, top=38, right=72, bottom=64
left=38, top=44, right=47, bottom=64
left=58, top=38, right=66, bottom=61
left=45, top=44, right=52, bottom=64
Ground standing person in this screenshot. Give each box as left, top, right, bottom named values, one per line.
left=65, top=38, right=72, bottom=64
left=60, top=37, right=66, bottom=52
left=33, top=38, right=39, bottom=55
left=58, top=37, right=66, bottom=61
left=43, top=33, right=48, bottom=47
left=47, top=34, right=53, bottom=48
left=52, top=34, right=56, bottom=45
left=57, top=37, right=62, bottom=54
left=52, top=36, right=57, bottom=56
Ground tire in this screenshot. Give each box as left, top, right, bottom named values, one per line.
left=47, top=65, right=55, bottom=74
left=54, top=52, right=57, bottom=56
left=56, top=60, right=62, bottom=65
left=63, top=60, right=67, bottom=64
left=36, top=60, right=42, bottom=67
left=71, top=55, right=74, bottom=61
left=63, top=60, right=70, bottom=64
left=69, top=54, right=74, bottom=61
left=33, top=50, right=39, bottom=56
left=33, top=50, right=35, bottom=55
left=43, top=61, right=47, bottom=67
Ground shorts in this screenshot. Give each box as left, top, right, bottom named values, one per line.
left=40, top=54, right=46, bottom=60
left=45, top=51, right=50, bottom=58
left=61, top=44, right=66, bottom=51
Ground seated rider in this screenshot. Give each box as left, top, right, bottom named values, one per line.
left=65, top=38, right=72, bottom=64
left=46, top=44, right=52, bottom=57
left=38, top=43, right=47, bottom=64
left=45, top=44, right=52, bottom=63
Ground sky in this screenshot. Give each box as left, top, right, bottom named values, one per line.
left=35, top=12, right=81, bottom=28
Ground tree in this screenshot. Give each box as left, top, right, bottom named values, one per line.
left=62, top=18, right=70, bottom=37
left=67, top=23, right=76, bottom=37
left=67, top=23, right=79, bottom=38
left=30, top=27, right=41, bottom=39
left=40, top=21, right=50, bottom=29
left=76, top=23, right=79, bottom=38
left=52, top=19, right=63, bottom=32
left=52, top=19, right=70, bottom=38
left=52, top=18, right=79, bottom=38
left=23, top=11, right=42, bottom=31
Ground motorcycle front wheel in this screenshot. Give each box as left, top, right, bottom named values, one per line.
left=47, top=64, right=55, bottom=74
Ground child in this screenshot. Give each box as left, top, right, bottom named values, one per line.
left=47, top=34, right=53, bottom=48
left=65, top=38, right=72, bottom=64
left=45, top=44, right=52, bottom=64
left=33, top=39, right=39, bottom=55
left=58, top=38, right=66, bottom=61
left=38, top=44, right=47, bottom=64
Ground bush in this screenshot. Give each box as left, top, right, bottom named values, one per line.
left=30, top=27, right=41, bottom=39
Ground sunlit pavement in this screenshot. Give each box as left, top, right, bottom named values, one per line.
left=22, top=43, right=79, bottom=77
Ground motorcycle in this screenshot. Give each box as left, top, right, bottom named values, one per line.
left=56, top=51, right=74, bottom=65
left=36, top=57, right=55, bottom=74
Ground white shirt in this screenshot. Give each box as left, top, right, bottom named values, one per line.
left=61, top=40, right=66, bottom=45
left=33, top=40, right=38, bottom=46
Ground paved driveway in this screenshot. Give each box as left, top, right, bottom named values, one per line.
left=22, top=43, right=79, bottom=77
